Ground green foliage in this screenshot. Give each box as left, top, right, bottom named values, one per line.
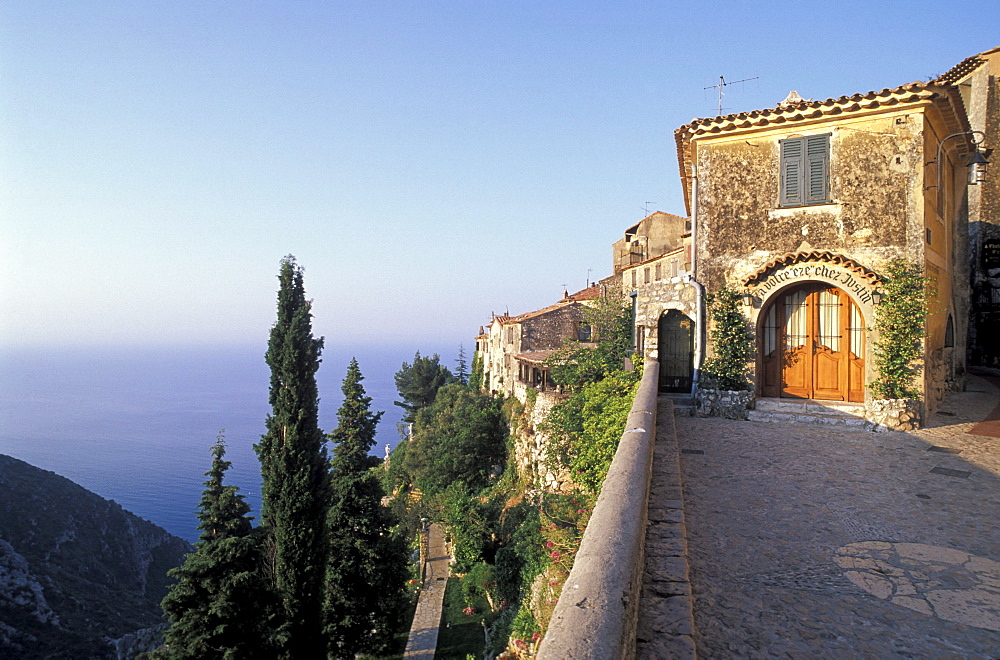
left=254, top=255, right=330, bottom=657
left=161, top=439, right=276, bottom=659
left=325, top=359, right=408, bottom=658
left=455, top=344, right=469, bottom=385
left=460, top=562, right=497, bottom=612
left=382, top=438, right=410, bottom=494
left=436, top=578, right=489, bottom=659
left=871, top=259, right=932, bottom=400
left=394, top=352, right=455, bottom=423
left=469, top=351, right=485, bottom=391
left=405, top=384, right=507, bottom=496
left=545, top=289, right=633, bottom=390
left=701, top=287, right=753, bottom=391
left=540, top=369, right=640, bottom=494
left=441, top=486, right=499, bottom=572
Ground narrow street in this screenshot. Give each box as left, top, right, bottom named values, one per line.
left=643, top=374, right=1000, bottom=657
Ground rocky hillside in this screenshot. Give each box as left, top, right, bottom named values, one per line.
left=0, top=454, right=192, bottom=659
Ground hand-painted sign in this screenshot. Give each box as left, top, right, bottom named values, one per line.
left=751, top=261, right=877, bottom=304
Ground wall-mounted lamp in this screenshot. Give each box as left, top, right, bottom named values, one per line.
left=871, top=290, right=884, bottom=305
left=739, top=291, right=758, bottom=307
left=925, top=131, right=990, bottom=192
left=967, top=147, right=991, bottom=186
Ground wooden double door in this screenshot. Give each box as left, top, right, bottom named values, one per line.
left=759, top=283, right=865, bottom=402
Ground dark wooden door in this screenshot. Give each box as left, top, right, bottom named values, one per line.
left=659, top=311, right=694, bottom=393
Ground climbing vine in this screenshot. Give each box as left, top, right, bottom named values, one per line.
left=871, top=259, right=932, bottom=400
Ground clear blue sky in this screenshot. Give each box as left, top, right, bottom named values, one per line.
left=2, top=1, right=997, bottom=351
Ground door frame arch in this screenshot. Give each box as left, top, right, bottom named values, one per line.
left=751, top=278, right=872, bottom=402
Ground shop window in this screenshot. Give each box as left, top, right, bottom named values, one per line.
left=780, top=134, right=830, bottom=206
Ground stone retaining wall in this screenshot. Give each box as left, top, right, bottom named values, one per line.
left=537, top=361, right=660, bottom=660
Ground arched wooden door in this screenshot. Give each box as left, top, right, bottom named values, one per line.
left=659, top=310, right=694, bottom=393
left=759, top=283, right=864, bottom=402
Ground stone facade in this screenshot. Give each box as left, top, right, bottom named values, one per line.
left=941, top=47, right=1000, bottom=367
left=613, top=211, right=690, bottom=274
left=478, top=286, right=599, bottom=398
left=674, top=79, right=978, bottom=424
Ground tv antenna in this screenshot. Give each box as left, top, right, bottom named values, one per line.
left=643, top=201, right=656, bottom=216
left=705, top=75, right=758, bottom=116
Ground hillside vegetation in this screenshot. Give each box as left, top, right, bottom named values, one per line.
left=0, top=454, right=191, bottom=659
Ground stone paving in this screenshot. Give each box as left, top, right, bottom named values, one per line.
left=669, top=373, right=1000, bottom=658
left=637, top=398, right=696, bottom=659
left=403, top=523, right=450, bottom=659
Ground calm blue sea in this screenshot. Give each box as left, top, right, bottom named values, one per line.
left=0, top=343, right=457, bottom=543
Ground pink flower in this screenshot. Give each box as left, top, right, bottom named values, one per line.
left=550, top=550, right=561, bottom=559
left=545, top=541, right=554, bottom=548
left=532, top=633, right=542, bottom=641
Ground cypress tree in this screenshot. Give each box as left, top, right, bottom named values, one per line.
left=325, top=359, right=408, bottom=658
left=255, top=256, right=329, bottom=657
left=160, top=437, right=273, bottom=658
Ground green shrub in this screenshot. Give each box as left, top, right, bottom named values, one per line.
left=701, top=287, right=753, bottom=391
left=871, top=259, right=932, bottom=400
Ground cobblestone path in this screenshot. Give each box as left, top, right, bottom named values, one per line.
left=677, top=374, right=1000, bottom=658
left=403, top=523, right=450, bottom=659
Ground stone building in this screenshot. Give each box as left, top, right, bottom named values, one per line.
left=612, top=211, right=689, bottom=273
left=937, top=47, right=1000, bottom=367
left=476, top=285, right=601, bottom=399
left=658, top=67, right=992, bottom=425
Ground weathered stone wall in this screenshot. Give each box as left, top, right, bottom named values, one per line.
left=510, top=383, right=574, bottom=492
left=695, top=113, right=922, bottom=294
left=691, top=107, right=969, bottom=420
left=520, top=304, right=586, bottom=353
left=623, top=252, right=698, bottom=359
left=965, top=51, right=1000, bottom=367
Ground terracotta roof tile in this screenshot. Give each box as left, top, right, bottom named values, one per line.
left=935, top=54, right=986, bottom=84
left=564, top=284, right=601, bottom=301
left=675, top=81, right=969, bottom=215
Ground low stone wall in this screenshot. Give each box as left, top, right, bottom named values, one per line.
left=537, top=361, right=660, bottom=660
left=695, top=388, right=754, bottom=420
left=865, top=398, right=922, bottom=432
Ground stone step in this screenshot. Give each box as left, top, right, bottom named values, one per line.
left=746, top=409, right=870, bottom=429
left=754, top=398, right=865, bottom=418
left=659, top=395, right=695, bottom=417
left=673, top=404, right=695, bottom=417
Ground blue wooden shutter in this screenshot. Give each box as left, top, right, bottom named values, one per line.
left=780, top=134, right=830, bottom=205
left=780, top=137, right=804, bottom=205
left=805, top=134, right=830, bottom=202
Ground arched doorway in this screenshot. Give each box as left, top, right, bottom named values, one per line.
left=659, top=310, right=694, bottom=393
left=759, top=283, right=865, bottom=402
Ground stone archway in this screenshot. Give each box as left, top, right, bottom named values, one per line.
left=759, top=282, right=865, bottom=402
